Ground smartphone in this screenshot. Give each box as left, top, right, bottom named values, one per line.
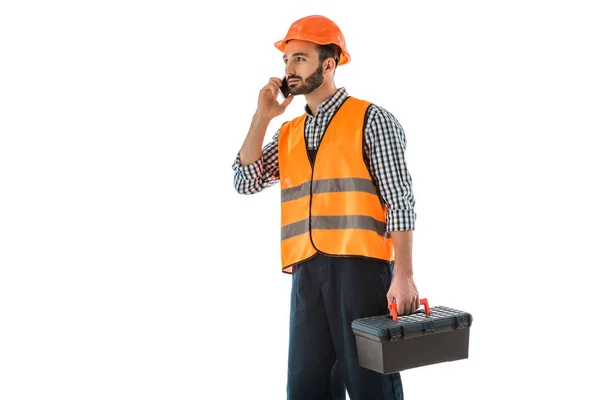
left=280, top=76, right=290, bottom=98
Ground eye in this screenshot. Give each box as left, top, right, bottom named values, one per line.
left=296, top=57, right=305, bottom=62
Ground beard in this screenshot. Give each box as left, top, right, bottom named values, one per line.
left=288, top=64, right=324, bottom=95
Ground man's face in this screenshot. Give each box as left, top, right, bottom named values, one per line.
left=283, top=40, right=324, bottom=95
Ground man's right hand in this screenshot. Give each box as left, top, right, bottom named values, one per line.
left=257, top=77, right=294, bottom=121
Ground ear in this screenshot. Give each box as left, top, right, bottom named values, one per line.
left=324, top=58, right=336, bottom=73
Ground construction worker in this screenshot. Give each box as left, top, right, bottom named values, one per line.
left=232, top=15, right=418, bottom=400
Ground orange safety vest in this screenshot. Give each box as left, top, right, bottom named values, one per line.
left=278, top=96, right=394, bottom=273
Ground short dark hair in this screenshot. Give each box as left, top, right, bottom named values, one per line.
left=317, top=44, right=340, bottom=67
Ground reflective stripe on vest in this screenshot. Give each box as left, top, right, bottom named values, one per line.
left=277, top=96, right=394, bottom=272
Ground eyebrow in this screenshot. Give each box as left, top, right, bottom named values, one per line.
left=283, top=52, right=309, bottom=59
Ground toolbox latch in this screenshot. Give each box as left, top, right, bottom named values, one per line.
left=423, top=320, right=435, bottom=335
left=455, top=314, right=471, bottom=329
left=387, top=326, right=404, bottom=341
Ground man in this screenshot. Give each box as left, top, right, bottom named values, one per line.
left=232, top=15, right=419, bottom=400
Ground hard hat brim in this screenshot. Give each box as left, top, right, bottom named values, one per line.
left=274, top=38, right=350, bottom=66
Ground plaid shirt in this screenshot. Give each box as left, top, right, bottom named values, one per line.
left=232, top=87, right=416, bottom=232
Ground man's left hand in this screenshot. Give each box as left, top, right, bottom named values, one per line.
left=386, top=272, right=419, bottom=316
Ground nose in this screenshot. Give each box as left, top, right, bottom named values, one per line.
left=285, top=65, right=295, bottom=78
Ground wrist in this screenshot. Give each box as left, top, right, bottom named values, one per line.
left=254, top=110, right=273, bottom=125
left=393, top=261, right=413, bottom=277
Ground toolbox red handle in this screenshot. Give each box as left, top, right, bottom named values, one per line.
left=420, top=298, right=431, bottom=315
left=389, top=298, right=431, bottom=321
left=388, top=303, right=398, bottom=320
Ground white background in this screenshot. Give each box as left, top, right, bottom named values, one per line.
left=1, top=1, right=599, bottom=399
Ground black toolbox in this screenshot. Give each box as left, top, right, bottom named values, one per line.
left=351, top=299, right=473, bottom=374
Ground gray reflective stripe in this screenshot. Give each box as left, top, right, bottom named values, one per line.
left=281, top=181, right=312, bottom=203
left=281, top=215, right=388, bottom=240
left=281, top=219, right=310, bottom=241
left=281, top=178, right=378, bottom=203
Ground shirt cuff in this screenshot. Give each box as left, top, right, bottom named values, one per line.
left=386, top=209, right=416, bottom=232
left=232, top=152, right=263, bottom=180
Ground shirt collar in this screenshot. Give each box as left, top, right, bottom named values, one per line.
left=304, top=87, right=348, bottom=117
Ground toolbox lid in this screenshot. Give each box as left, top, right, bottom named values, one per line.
left=351, top=306, right=473, bottom=342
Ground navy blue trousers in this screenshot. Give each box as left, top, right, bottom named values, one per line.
left=287, top=253, right=403, bottom=400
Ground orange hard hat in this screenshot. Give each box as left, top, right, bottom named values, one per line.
left=274, top=15, right=351, bottom=65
